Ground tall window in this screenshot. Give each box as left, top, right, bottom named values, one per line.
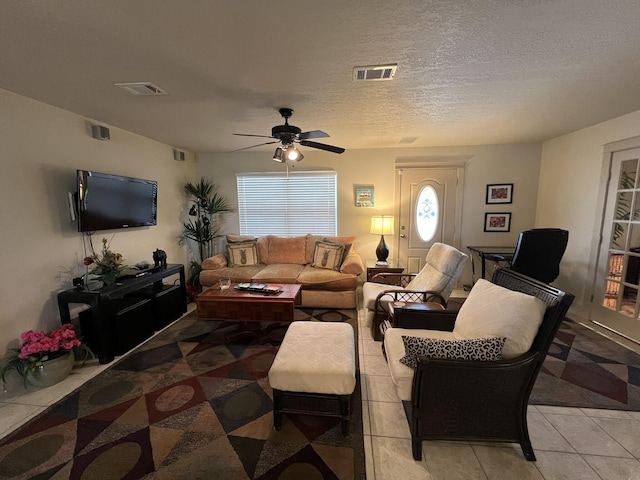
left=236, top=171, right=337, bottom=236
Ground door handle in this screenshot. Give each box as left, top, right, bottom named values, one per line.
left=400, top=234, right=406, bottom=238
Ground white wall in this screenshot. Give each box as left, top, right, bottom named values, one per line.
left=0, top=88, right=196, bottom=355
left=538, top=110, right=640, bottom=319
left=197, top=143, right=542, bottom=286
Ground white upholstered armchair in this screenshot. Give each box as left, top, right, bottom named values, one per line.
left=362, top=243, right=468, bottom=340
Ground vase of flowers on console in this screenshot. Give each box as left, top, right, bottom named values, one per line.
left=0, top=324, right=93, bottom=388
left=84, top=237, right=127, bottom=286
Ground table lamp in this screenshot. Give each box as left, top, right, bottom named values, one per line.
left=370, top=215, right=395, bottom=265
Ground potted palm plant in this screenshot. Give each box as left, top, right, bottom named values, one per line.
left=180, top=178, right=232, bottom=293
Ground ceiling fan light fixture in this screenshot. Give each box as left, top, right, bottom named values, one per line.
left=272, top=147, right=284, bottom=162
left=234, top=108, right=343, bottom=157
left=285, top=146, right=303, bottom=162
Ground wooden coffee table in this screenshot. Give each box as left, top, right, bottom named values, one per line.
left=197, top=284, right=302, bottom=322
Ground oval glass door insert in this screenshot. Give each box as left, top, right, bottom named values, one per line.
left=416, top=185, right=439, bottom=242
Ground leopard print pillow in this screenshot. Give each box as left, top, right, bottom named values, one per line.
left=399, top=336, right=506, bottom=369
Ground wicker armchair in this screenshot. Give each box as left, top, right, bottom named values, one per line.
left=383, top=268, right=574, bottom=461
left=362, top=243, right=467, bottom=340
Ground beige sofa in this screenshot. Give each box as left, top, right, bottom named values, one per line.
left=199, top=234, right=364, bottom=309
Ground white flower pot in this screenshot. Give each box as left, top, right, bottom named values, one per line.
left=26, top=351, right=74, bottom=388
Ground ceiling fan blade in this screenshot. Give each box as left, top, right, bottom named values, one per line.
left=298, top=130, right=329, bottom=140
left=233, top=133, right=275, bottom=139
left=299, top=140, right=345, bottom=154
left=232, top=141, right=280, bottom=152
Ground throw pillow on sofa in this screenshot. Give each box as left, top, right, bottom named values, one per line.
left=322, top=237, right=352, bottom=265
left=311, top=240, right=345, bottom=271
left=227, top=241, right=259, bottom=267
left=399, top=336, right=506, bottom=369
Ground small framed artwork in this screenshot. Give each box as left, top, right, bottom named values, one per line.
left=484, top=212, right=511, bottom=232
left=486, top=183, right=513, bottom=204
left=354, top=184, right=374, bottom=207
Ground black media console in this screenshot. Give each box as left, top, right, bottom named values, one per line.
left=57, top=264, right=187, bottom=364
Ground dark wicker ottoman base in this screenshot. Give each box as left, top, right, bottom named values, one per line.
left=273, top=389, right=352, bottom=436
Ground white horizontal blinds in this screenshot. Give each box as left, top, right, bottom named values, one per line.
left=237, top=171, right=337, bottom=236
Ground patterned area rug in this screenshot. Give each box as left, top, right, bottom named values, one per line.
left=530, top=319, right=640, bottom=411
left=0, top=308, right=365, bottom=479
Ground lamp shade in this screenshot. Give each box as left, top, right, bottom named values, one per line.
left=370, top=215, right=395, bottom=235
left=272, top=147, right=284, bottom=162
left=285, top=146, right=303, bottom=162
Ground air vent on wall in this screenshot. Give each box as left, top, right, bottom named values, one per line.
left=173, top=149, right=186, bottom=161
left=114, top=82, right=168, bottom=96
left=353, top=64, right=397, bottom=81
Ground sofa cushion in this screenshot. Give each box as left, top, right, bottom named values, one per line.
left=311, top=240, right=345, bottom=271
left=256, top=236, right=269, bottom=265
left=226, top=234, right=256, bottom=243
left=453, top=279, right=547, bottom=359
left=339, top=251, right=365, bottom=275
left=227, top=241, right=259, bottom=267
left=399, top=336, right=506, bottom=369
left=297, top=265, right=359, bottom=290
left=199, top=265, right=265, bottom=285
left=251, top=264, right=305, bottom=284
left=305, top=234, right=356, bottom=264
left=201, top=253, right=227, bottom=270
left=267, top=235, right=307, bottom=264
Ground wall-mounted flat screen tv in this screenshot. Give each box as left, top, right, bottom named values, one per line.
left=77, top=170, right=157, bottom=232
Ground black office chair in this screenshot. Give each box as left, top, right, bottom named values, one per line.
left=502, top=228, right=569, bottom=283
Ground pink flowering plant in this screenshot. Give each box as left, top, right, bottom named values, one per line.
left=1, top=324, right=94, bottom=386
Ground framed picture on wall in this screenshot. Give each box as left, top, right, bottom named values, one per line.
left=354, top=185, right=374, bottom=207
left=486, top=183, right=513, bottom=204
left=484, top=212, right=511, bottom=232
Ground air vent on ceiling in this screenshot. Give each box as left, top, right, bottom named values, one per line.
left=114, top=82, right=167, bottom=96
left=353, top=64, right=397, bottom=81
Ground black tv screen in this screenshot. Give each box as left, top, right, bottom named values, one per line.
left=77, top=170, right=157, bottom=232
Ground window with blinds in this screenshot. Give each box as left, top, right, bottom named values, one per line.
left=236, top=171, right=337, bottom=236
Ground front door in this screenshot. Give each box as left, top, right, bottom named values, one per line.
left=395, top=166, right=464, bottom=273
left=592, top=146, right=640, bottom=342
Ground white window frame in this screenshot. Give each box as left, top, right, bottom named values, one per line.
left=236, top=171, right=337, bottom=236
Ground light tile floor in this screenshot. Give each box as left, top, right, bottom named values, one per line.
left=3, top=303, right=640, bottom=480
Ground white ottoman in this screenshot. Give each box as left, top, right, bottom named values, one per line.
left=268, top=321, right=356, bottom=435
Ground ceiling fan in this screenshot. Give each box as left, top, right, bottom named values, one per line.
left=233, top=108, right=345, bottom=162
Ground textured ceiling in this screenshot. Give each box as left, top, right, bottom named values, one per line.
left=1, top=0, right=639, bottom=154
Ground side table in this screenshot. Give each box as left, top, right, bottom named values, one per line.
left=366, top=258, right=404, bottom=282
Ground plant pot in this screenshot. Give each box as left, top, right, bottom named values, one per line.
left=26, top=351, right=74, bottom=388
left=102, top=273, right=118, bottom=286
